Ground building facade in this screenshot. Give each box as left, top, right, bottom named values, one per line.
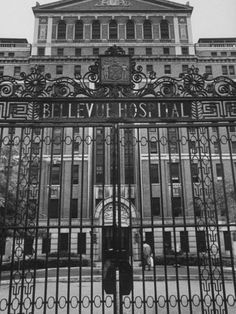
left=0, top=0, right=236, bottom=262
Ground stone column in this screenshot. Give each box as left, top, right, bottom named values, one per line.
left=173, top=16, right=181, bottom=55
left=82, top=17, right=93, bottom=41
left=149, top=16, right=159, bottom=40
left=32, top=17, right=39, bottom=55
left=117, top=16, right=129, bottom=41
left=101, top=17, right=110, bottom=41
left=133, top=17, right=145, bottom=41
left=45, top=17, right=53, bottom=56
left=187, top=16, right=195, bottom=55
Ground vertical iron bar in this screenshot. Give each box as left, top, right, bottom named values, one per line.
left=157, top=126, right=170, bottom=313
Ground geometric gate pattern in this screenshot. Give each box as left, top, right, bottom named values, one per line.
left=0, top=46, right=236, bottom=313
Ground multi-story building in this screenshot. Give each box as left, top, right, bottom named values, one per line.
left=1, top=0, right=236, bottom=263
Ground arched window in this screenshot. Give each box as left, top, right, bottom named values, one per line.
left=126, top=20, right=135, bottom=39
left=109, top=20, right=117, bottom=40
left=75, top=20, right=83, bottom=40
left=57, top=20, right=66, bottom=40
left=160, top=20, right=169, bottom=39
left=92, top=20, right=101, bottom=39
left=143, top=20, right=152, bottom=40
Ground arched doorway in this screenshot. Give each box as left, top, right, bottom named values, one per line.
left=94, top=197, right=137, bottom=261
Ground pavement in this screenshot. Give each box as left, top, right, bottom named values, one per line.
left=1, top=267, right=236, bottom=313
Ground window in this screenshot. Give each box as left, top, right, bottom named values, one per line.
left=57, top=48, right=64, bottom=56
left=109, top=20, right=117, bottom=39
left=14, top=66, right=21, bottom=76
left=163, top=47, right=170, bottom=55
left=53, top=127, right=62, bottom=153
left=222, top=65, right=228, bottom=75
left=57, top=20, right=66, bottom=40
left=151, top=197, right=160, bottom=216
left=93, top=47, right=99, bottom=55
left=181, top=47, right=189, bottom=55
left=72, top=165, right=79, bottom=184
left=168, top=128, right=178, bottom=153
left=70, top=199, right=78, bottom=218
left=0, top=238, right=6, bottom=255
left=146, top=64, right=153, bottom=73
left=211, top=52, right=217, bottom=57
left=56, top=65, right=63, bottom=75
left=92, top=20, right=100, bottom=39
left=149, top=138, right=157, bottom=153
left=214, top=142, right=220, bottom=154
left=8, top=127, right=15, bottom=135
left=38, top=65, right=45, bottom=73
left=96, top=165, right=103, bottom=183
left=230, top=126, right=236, bottom=132
left=75, top=20, right=83, bottom=40
left=59, top=233, right=69, bottom=252
left=128, top=48, right=134, bottom=55
left=8, top=52, right=14, bottom=57
left=150, top=163, right=159, bottom=183
left=0, top=66, right=4, bottom=76
left=229, top=65, right=235, bottom=75
left=42, top=236, right=51, bottom=254
left=24, top=236, right=34, bottom=255
left=48, top=199, right=59, bottom=218
left=37, top=47, right=45, bottom=56
left=221, top=51, right=227, bottom=57
left=75, top=48, right=81, bottom=56
left=224, top=231, right=232, bottom=251
left=77, top=233, right=86, bottom=254
left=160, top=20, right=169, bottom=39
left=205, top=65, right=212, bottom=75
left=74, top=65, right=81, bottom=75
left=163, top=231, right=171, bottom=252
left=216, top=163, right=223, bottom=179
left=143, top=20, right=152, bottom=40
left=0, top=52, right=4, bottom=57
left=182, top=64, right=188, bottom=73
left=232, top=141, right=236, bottom=153
left=164, top=64, right=171, bottom=74
left=231, top=51, right=236, bottom=57
left=146, top=47, right=152, bottom=56
left=196, top=231, right=206, bottom=252
left=126, top=20, right=135, bottom=39
left=51, top=165, right=60, bottom=185
left=170, top=163, right=180, bottom=183
left=180, top=231, right=189, bottom=252
left=191, top=164, right=199, bottom=183
left=172, top=197, right=182, bottom=217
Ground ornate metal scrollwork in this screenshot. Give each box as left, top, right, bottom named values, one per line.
left=0, top=46, right=235, bottom=99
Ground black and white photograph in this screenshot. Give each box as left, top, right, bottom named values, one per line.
left=0, top=0, right=236, bottom=313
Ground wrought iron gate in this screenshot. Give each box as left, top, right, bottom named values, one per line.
left=1, top=47, right=236, bottom=313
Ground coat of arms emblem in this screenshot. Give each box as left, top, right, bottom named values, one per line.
left=100, top=56, right=131, bottom=85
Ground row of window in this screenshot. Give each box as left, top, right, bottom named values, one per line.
left=0, top=230, right=231, bottom=256
left=46, top=19, right=173, bottom=41
left=37, top=46, right=190, bottom=57
left=211, top=51, right=236, bottom=57
left=2, top=63, right=234, bottom=78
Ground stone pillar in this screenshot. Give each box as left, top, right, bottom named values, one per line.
left=101, top=17, right=110, bottom=41
left=32, top=17, right=39, bottom=55
left=45, top=17, right=53, bottom=56
left=133, top=17, right=145, bottom=41
left=149, top=16, right=159, bottom=40
left=117, top=17, right=129, bottom=41
left=82, top=17, right=93, bottom=41
left=173, top=16, right=181, bottom=55
left=187, top=16, right=195, bottom=55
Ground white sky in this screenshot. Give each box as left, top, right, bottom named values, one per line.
left=0, top=0, right=235, bottom=43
